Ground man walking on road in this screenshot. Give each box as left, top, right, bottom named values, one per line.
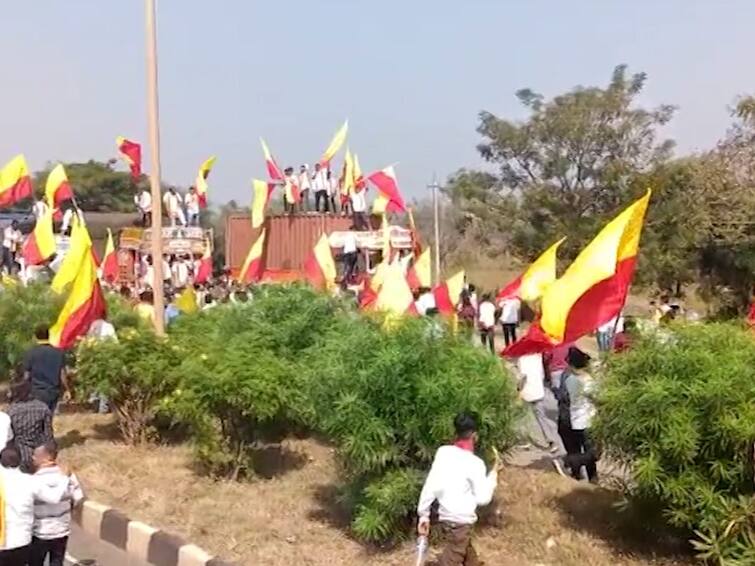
left=416, top=413, right=499, bottom=566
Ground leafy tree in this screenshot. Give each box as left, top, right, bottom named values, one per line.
left=32, top=160, right=146, bottom=212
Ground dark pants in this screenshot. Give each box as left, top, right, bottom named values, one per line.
left=300, top=189, right=310, bottom=211
left=438, top=522, right=479, bottom=566
left=30, top=536, right=67, bottom=566
left=559, top=424, right=598, bottom=481
left=329, top=195, right=338, bottom=213
left=0, top=544, right=31, bottom=566
left=315, top=190, right=329, bottom=212
left=141, top=211, right=152, bottom=227
left=342, top=252, right=358, bottom=283
left=33, top=388, right=59, bottom=414
left=188, top=213, right=199, bottom=226
left=352, top=211, right=368, bottom=231
left=479, top=327, right=495, bottom=354
left=501, top=323, right=517, bottom=347
left=341, top=198, right=351, bottom=215
left=1, top=246, right=15, bottom=275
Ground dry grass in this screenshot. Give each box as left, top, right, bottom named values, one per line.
left=56, top=413, right=691, bottom=566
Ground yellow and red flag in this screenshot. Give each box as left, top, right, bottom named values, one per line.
left=195, top=155, right=216, bottom=208
left=251, top=179, right=274, bottom=229
left=375, top=259, right=416, bottom=316
left=51, top=216, right=92, bottom=293
left=116, top=137, right=142, bottom=180
left=407, top=248, right=432, bottom=290
left=370, top=166, right=406, bottom=214
left=320, top=120, right=348, bottom=167
left=50, top=250, right=106, bottom=349
left=45, top=164, right=74, bottom=210
left=238, top=228, right=266, bottom=284
left=353, top=153, right=365, bottom=192
left=195, top=238, right=213, bottom=284
left=260, top=138, right=283, bottom=181
left=304, top=234, right=337, bottom=291
left=100, top=228, right=119, bottom=283
left=341, top=149, right=355, bottom=197
left=504, top=191, right=651, bottom=357
left=496, top=238, right=565, bottom=303
left=21, top=207, right=56, bottom=266
left=433, top=270, right=466, bottom=315
left=0, top=154, right=33, bottom=209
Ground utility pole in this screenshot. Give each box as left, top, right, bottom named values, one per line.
left=428, top=176, right=441, bottom=284
left=145, top=0, right=165, bottom=335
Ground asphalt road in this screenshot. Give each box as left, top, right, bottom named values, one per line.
left=63, top=523, right=150, bottom=566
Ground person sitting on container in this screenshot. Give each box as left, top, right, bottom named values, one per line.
left=185, top=187, right=201, bottom=227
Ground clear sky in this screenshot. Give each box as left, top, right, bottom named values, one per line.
left=2, top=1, right=753, bottom=204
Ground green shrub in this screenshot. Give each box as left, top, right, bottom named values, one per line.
left=75, top=329, right=182, bottom=444
left=593, top=323, right=755, bottom=563
left=305, top=314, right=520, bottom=542
left=0, top=283, right=60, bottom=378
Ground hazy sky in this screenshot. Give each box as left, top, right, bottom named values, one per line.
left=2, top=1, right=753, bottom=204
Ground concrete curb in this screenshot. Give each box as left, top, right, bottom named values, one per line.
left=74, top=499, right=235, bottom=566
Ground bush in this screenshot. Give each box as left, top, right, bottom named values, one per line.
left=75, top=329, right=182, bottom=444
left=0, top=283, right=61, bottom=378
left=305, top=314, right=521, bottom=542
left=593, top=323, right=755, bottom=563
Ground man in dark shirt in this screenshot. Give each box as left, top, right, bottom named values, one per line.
left=23, top=327, right=68, bottom=413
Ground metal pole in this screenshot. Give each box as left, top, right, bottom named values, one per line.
left=145, top=0, right=165, bottom=335
left=429, top=177, right=441, bottom=284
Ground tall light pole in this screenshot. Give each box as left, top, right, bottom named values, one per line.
left=428, top=176, right=441, bottom=284
left=145, top=0, right=165, bottom=335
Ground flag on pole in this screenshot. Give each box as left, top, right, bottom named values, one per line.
left=260, top=138, right=283, bottom=181
left=304, top=234, right=337, bottom=291
left=407, top=248, right=432, bottom=290
left=433, top=270, right=466, bottom=315
left=21, top=207, right=56, bottom=266
left=44, top=164, right=74, bottom=210
left=51, top=216, right=92, bottom=293
left=100, top=228, right=119, bottom=283
left=0, top=155, right=33, bottom=209
left=503, top=191, right=652, bottom=357
left=370, top=166, right=406, bottom=214
left=341, top=149, right=355, bottom=197
left=251, top=179, right=274, bottom=229
left=375, top=259, right=415, bottom=316
left=195, top=156, right=216, bottom=208
left=195, top=238, right=212, bottom=284
left=496, top=238, right=565, bottom=303
left=116, top=137, right=142, bottom=180
left=353, top=153, right=365, bottom=192
left=238, top=229, right=266, bottom=284
left=50, top=250, right=106, bottom=349
left=320, top=120, right=348, bottom=167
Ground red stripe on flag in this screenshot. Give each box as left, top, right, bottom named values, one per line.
left=303, top=254, right=326, bottom=290
left=433, top=283, right=455, bottom=315
left=56, top=281, right=107, bottom=349
left=0, top=177, right=32, bottom=208
left=21, top=236, right=44, bottom=266
left=101, top=253, right=119, bottom=283
left=496, top=275, right=522, bottom=302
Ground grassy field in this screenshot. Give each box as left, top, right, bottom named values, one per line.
left=56, top=413, right=691, bottom=566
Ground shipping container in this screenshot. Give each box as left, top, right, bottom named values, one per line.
left=225, top=213, right=414, bottom=279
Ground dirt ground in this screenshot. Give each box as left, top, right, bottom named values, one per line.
left=56, top=413, right=692, bottom=566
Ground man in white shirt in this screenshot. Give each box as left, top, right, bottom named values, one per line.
left=171, top=255, right=190, bottom=288
left=341, top=227, right=359, bottom=284
left=185, top=187, right=201, bottom=226
left=499, top=296, right=521, bottom=347
left=312, top=163, right=329, bottom=212
left=327, top=171, right=339, bottom=214
left=31, top=440, right=84, bottom=566
left=163, top=188, right=186, bottom=227
left=417, top=413, right=499, bottom=566
left=415, top=287, right=436, bottom=316
left=298, top=165, right=311, bottom=212
left=518, top=353, right=558, bottom=454
left=2, top=220, right=22, bottom=275
left=134, top=188, right=152, bottom=227
left=477, top=294, right=497, bottom=354
left=32, top=199, right=49, bottom=220
left=350, top=189, right=368, bottom=230
left=0, top=445, right=74, bottom=565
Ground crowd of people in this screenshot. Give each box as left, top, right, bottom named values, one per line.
left=0, top=327, right=83, bottom=565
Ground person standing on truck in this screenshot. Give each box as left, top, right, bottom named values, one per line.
left=134, top=187, right=152, bottom=227
left=327, top=170, right=338, bottom=214
left=185, top=187, right=201, bottom=227
left=163, top=187, right=186, bottom=227
left=351, top=188, right=368, bottom=230
left=341, top=226, right=359, bottom=284
left=312, top=163, right=329, bottom=212
left=283, top=167, right=298, bottom=214
left=299, top=165, right=311, bottom=212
